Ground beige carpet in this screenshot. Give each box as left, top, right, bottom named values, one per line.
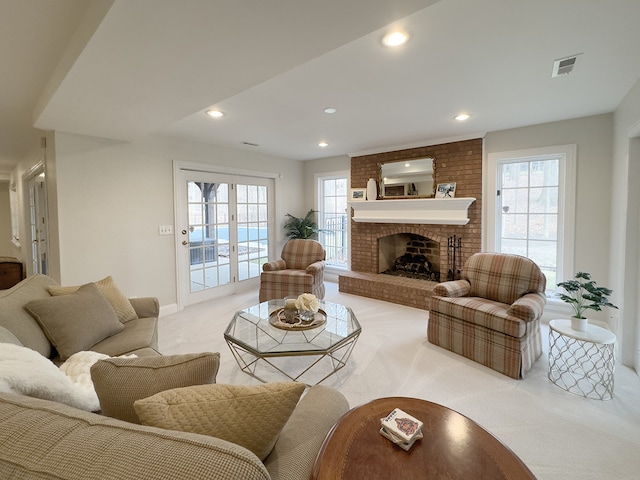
left=159, top=281, right=640, bottom=480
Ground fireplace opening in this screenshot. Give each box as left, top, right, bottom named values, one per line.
left=378, top=233, right=440, bottom=282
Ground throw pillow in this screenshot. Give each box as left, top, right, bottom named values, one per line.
left=0, top=343, right=99, bottom=411
left=59, top=350, right=136, bottom=400
left=47, top=275, right=138, bottom=323
left=133, top=382, right=306, bottom=461
left=90, top=352, right=220, bottom=424
left=24, top=283, right=124, bottom=361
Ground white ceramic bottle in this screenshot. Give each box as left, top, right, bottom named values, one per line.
left=367, top=178, right=377, bottom=201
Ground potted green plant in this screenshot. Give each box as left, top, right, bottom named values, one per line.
left=283, top=209, right=320, bottom=240
left=557, top=272, right=618, bottom=331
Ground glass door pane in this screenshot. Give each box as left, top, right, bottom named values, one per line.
left=319, top=176, right=349, bottom=267
left=499, top=158, right=559, bottom=291
left=236, top=183, right=269, bottom=281
left=187, top=181, right=231, bottom=292
left=27, top=170, right=48, bottom=275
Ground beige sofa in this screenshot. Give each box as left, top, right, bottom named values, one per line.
left=0, top=384, right=348, bottom=480
left=0, top=274, right=160, bottom=360
left=0, top=274, right=350, bottom=479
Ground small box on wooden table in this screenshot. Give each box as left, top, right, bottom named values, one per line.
left=379, top=408, right=424, bottom=451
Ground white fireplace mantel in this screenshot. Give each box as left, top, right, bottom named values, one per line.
left=349, top=197, right=476, bottom=225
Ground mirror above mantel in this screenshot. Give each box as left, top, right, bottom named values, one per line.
left=381, top=157, right=434, bottom=198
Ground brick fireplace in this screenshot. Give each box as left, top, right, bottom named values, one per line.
left=379, top=233, right=441, bottom=281
left=339, top=138, right=483, bottom=310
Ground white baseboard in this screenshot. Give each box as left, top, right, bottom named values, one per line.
left=159, top=303, right=178, bottom=317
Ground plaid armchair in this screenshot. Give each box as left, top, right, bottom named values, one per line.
left=259, top=239, right=326, bottom=302
left=428, top=253, right=546, bottom=379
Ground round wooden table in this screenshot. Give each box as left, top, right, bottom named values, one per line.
left=311, top=397, right=536, bottom=480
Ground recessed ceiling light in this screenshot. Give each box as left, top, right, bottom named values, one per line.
left=318, top=141, right=329, bottom=148
left=404, top=163, right=411, bottom=167
left=323, top=107, right=337, bottom=114
left=205, top=109, right=224, bottom=118
left=382, top=31, right=409, bottom=47
left=454, top=113, right=471, bottom=121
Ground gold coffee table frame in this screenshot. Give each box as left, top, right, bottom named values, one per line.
left=224, top=300, right=361, bottom=385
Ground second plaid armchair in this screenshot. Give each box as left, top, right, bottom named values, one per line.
left=259, top=239, right=326, bottom=302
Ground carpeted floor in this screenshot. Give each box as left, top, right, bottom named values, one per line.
left=159, top=281, right=640, bottom=480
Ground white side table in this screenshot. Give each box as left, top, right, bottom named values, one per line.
left=548, top=319, right=616, bottom=400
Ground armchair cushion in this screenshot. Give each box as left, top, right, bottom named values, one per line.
left=279, top=239, right=325, bottom=270
left=431, top=296, right=528, bottom=338
left=464, top=253, right=546, bottom=305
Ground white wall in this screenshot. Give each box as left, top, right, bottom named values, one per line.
left=52, top=132, right=304, bottom=306
left=611, top=78, right=640, bottom=368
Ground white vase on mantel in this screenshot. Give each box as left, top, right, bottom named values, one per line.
left=366, top=178, right=377, bottom=201
left=570, top=316, right=588, bottom=332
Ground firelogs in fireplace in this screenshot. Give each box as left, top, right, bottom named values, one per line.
left=382, top=253, right=440, bottom=282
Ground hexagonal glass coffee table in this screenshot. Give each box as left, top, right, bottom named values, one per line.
left=224, top=299, right=361, bottom=385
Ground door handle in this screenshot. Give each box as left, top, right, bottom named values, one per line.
left=182, top=240, right=189, bottom=246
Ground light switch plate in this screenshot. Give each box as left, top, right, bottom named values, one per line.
left=158, top=225, right=173, bottom=235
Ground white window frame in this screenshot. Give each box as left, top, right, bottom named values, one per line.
left=315, top=171, right=350, bottom=274
left=486, top=145, right=576, bottom=299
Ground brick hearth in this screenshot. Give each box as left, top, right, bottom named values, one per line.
left=339, top=271, right=436, bottom=310
left=340, top=138, right=483, bottom=310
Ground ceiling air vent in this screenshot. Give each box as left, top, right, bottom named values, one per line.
left=552, top=53, right=582, bottom=77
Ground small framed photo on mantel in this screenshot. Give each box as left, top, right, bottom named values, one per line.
left=435, top=182, right=456, bottom=198
left=350, top=188, right=366, bottom=201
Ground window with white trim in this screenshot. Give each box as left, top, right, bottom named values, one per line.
left=317, top=174, right=349, bottom=268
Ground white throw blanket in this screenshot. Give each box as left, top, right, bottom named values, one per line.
left=0, top=343, right=135, bottom=412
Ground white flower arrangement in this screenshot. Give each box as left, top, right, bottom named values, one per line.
left=295, top=293, right=320, bottom=312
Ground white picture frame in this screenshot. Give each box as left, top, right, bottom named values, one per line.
left=350, top=188, right=366, bottom=201
left=435, top=182, right=456, bottom=198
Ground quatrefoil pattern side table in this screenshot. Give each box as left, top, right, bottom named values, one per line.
left=548, top=319, right=616, bottom=400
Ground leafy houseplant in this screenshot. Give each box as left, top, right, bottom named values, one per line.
left=557, top=272, right=618, bottom=330
left=284, top=209, right=320, bottom=240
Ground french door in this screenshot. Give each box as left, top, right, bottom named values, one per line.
left=488, top=145, right=576, bottom=296
left=25, top=164, right=49, bottom=275
left=497, top=157, right=559, bottom=289
left=176, top=170, right=272, bottom=306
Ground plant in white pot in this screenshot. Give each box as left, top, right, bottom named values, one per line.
left=557, top=272, right=618, bottom=332
left=283, top=210, right=320, bottom=240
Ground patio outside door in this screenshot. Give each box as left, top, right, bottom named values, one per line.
left=176, top=170, right=272, bottom=307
